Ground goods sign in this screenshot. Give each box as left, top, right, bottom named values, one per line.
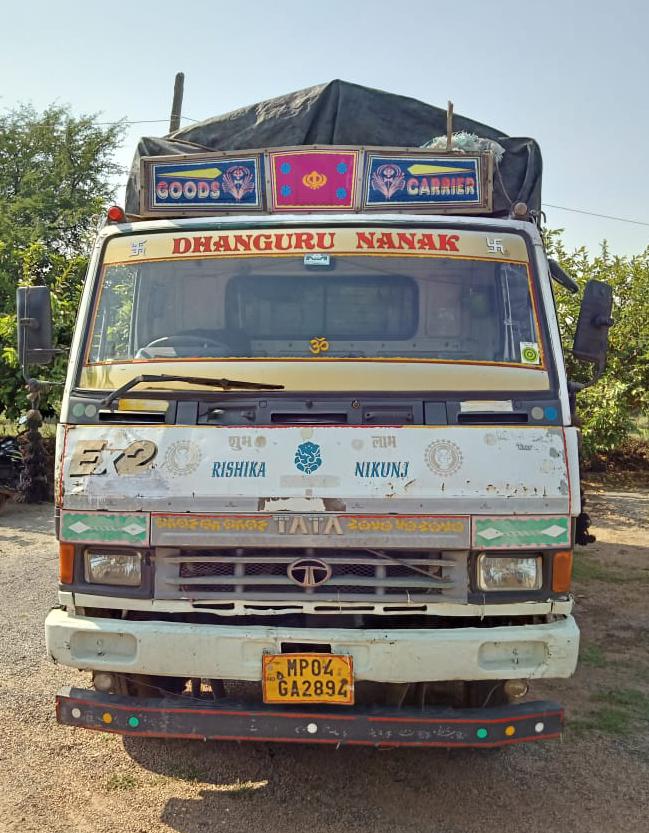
left=143, top=155, right=263, bottom=213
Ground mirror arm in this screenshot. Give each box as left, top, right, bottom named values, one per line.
left=548, top=259, right=579, bottom=293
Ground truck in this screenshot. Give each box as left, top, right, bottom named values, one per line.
left=19, top=81, right=613, bottom=748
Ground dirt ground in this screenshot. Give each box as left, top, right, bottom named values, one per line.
left=1, top=485, right=648, bottom=833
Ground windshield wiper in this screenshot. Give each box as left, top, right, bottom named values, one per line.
left=98, top=374, right=284, bottom=408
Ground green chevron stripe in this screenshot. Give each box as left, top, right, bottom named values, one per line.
left=474, top=516, right=570, bottom=549
left=61, top=512, right=148, bottom=544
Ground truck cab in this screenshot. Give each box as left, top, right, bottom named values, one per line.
left=21, top=136, right=611, bottom=747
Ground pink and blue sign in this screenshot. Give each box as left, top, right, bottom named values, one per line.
left=140, top=147, right=491, bottom=216
left=149, top=156, right=263, bottom=211
left=269, top=150, right=359, bottom=211
left=363, top=153, right=484, bottom=210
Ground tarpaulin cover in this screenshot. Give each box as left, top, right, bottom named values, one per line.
left=126, top=80, right=542, bottom=216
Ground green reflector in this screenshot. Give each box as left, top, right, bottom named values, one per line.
left=128, top=716, right=140, bottom=728
left=476, top=728, right=488, bottom=739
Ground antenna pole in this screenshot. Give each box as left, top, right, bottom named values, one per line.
left=169, top=72, right=185, bottom=133
left=446, top=100, right=454, bottom=151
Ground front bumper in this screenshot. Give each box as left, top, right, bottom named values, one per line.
left=56, top=687, right=563, bottom=748
left=46, top=608, right=579, bottom=683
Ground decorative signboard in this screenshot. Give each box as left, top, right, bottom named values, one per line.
left=362, top=152, right=491, bottom=212
left=268, top=149, right=360, bottom=211
left=139, top=147, right=492, bottom=217
left=141, top=153, right=264, bottom=215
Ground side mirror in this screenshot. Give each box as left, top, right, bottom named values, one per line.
left=572, top=279, right=613, bottom=372
left=16, top=286, right=54, bottom=368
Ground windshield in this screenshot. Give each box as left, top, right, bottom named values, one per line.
left=86, top=233, right=543, bottom=369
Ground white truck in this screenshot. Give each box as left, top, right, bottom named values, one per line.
left=19, top=84, right=612, bottom=747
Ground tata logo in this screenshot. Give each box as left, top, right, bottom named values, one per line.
left=287, top=558, right=332, bottom=588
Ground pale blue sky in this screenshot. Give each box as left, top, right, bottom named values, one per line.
left=1, top=0, right=647, bottom=255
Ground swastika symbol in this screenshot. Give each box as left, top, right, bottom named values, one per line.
left=486, top=237, right=505, bottom=253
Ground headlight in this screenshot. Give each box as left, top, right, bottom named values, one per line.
left=477, top=554, right=542, bottom=591
left=84, top=551, right=142, bottom=586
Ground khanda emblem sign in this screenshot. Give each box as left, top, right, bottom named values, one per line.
left=302, top=170, right=328, bottom=190
left=222, top=165, right=255, bottom=201
left=371, top=163, right=406, bottom=199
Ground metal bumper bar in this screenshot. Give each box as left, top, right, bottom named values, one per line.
left=56, top=688, right=563, bottom=748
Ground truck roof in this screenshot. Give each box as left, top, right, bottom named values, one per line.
left=125, top=80, right=542, bottom=219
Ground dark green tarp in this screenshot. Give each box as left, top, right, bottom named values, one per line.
left=126, top=80, right=541, bottom=216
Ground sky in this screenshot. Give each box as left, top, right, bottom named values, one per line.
left=1, top=0, right=648, bottom=256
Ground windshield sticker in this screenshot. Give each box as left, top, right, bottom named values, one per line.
left=309, top=337, right=329, bottom=355
left=520, top=342, right=541, bottom=365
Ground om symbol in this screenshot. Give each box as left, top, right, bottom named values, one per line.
left=309, top=337, right=329, bottom=355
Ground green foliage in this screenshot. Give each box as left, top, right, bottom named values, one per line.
left=545, top=229, right=649, bottom=459
left=571, top=688, right=649, bottom=737
left=580, top=643, right=607, bottom=668
left=0, top=104, right=123, bottom=417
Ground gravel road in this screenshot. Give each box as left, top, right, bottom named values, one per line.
left=1, top=489, right=648, bottom=833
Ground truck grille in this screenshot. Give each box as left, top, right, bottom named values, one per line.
left=155, top=548, right=466, bottom=603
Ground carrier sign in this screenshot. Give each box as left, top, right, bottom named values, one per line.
left=364, top=153, right=486, bottom=210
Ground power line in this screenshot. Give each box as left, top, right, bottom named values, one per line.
left=543, top=203, right=649, bottom=228
left=95, top=116, right=200, bottom=126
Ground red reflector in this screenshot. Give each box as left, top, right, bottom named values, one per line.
left=107, top=205, right=126, bottom=223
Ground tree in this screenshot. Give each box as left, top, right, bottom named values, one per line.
left=546, top=230, right=649, bottom=459
left=0, top=104, right=124, bottom=418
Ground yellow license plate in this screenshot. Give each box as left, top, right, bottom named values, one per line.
left=262, top=653, right=354, bottom=705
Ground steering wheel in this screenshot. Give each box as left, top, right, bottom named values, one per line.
left=136, top=334, right=234, bottom=358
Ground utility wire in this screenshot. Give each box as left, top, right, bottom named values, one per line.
left=543, top=203, right=649, bottom=228
left=95, top=116, right=200, bottom=126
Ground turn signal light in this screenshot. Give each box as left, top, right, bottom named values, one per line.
left=552, top=550, right=573, bottom=592
left=106, top=205, right=126, bottom=223
left=59, top=543, right=75, bottom=584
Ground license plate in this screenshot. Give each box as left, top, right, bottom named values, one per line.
left=262, top=653, right=354, bottom=705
